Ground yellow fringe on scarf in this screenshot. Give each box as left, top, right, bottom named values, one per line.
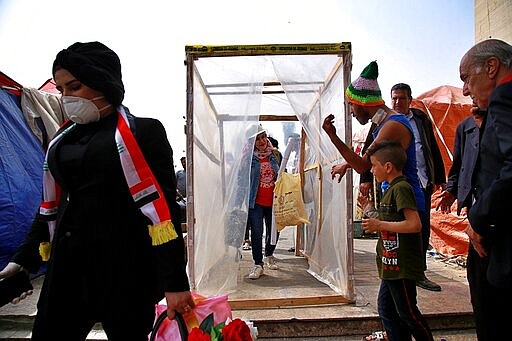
left=39, top=242, right=51, bottom=261
left=148, top=220, right=178, bottom=246
left=37, top=222, right=176, bottom=260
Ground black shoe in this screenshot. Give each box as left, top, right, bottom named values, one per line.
left=416, top=278, right=442, bottom=291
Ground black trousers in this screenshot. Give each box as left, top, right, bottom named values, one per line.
left=31, top=302, right=154, bottom=341
left=31, top=237, right=155, bottom=341
left=467, top=244, right=512, bottom=340
left=418, top=186, right=433, bottom=272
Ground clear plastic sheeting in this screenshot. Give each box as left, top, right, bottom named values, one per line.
left=186, top=44, right=353, bottom=300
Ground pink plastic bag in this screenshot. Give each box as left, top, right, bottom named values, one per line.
left=151, top=292, right=232, bottom=341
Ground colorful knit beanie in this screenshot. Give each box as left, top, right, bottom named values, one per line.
left=345, top=61, right=385, bottom=106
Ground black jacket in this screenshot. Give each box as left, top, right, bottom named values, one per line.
left=13, top=109, right=189, bottom=319
left=446, top=115, right=480, bottom=215
left=469, top=80, right=512, bottom=288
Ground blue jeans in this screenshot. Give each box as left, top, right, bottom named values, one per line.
left=248, top=204, right=279, bottom=265
left=377, top=279, right=433, bottom=341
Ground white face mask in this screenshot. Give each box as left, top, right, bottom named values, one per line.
left=61, top=96, right=111, bottom=124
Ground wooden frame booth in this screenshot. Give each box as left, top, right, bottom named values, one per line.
left=184, top=43, right=355, bottom=308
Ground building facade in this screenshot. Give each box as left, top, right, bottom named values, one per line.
left=475, top=0, right=512, bottom=43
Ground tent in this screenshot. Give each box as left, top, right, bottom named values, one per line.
left=0, top=72, right=44, bottom=271
left=0, top=71, right=64, bottom=272
left=411, top=85, right=472, bottom=176
left=412, top=85, right=473, bottom=257
left=184, top=43, right=356, bottom=306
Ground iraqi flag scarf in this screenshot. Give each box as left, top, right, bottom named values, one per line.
left=39, top=106, right=177, bottom=261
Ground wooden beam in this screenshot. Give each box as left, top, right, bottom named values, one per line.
left=185, top=43, right=352, bottom=58
left=217, top=114, right=299, bottom=122
left=229, top=295, right=352, bottom=309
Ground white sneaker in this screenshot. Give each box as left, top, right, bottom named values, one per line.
left=264, top=256, right=279, bottom=270
left=248, top=264, right=264, bottom=279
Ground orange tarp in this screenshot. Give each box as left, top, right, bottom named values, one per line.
left=412, top=85, right=473, bottom=176
left=430, top=190, right=470, bottom=257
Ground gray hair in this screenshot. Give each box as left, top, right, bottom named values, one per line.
left=467, top=39, right=512, bottom=70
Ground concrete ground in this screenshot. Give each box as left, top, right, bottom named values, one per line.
left=0, top=227, right=476, bottom=340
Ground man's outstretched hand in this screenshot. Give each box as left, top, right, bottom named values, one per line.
left=322, top=114, right=337, bottom=138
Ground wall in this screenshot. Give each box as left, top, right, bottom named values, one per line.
left=475, top=0, right=512, bottom=43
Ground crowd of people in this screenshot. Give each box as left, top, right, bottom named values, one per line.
left=323, top=39, right=512, bottom=341
left=0, top=38, right=510, bottom=341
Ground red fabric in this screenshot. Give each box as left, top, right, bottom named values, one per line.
left=221, top=319, right=252, bottom=341
left=499, top=74, right=512, bottom=85
left=255, top=157, right=274, bottom=207
left=117, top=111, right=172, bottom=223
left=188, top=328, right=211, bottom=341
left=0, top=71, right=22, bottom=96
left=38, top=79, right=60, bottom=94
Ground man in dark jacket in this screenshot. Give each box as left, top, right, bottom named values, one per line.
left=436, top=111, right=485, bottom=215
left=460, top=38, right=512, bottom=341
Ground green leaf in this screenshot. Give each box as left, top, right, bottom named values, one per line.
left=199, top=313, right=215, bottom=333
left=210, top=325, right=223, bottom=341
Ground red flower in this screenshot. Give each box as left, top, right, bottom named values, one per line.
left=221, top=319, right=252, bottom=341
left=188, top=327, right=211, bottom=341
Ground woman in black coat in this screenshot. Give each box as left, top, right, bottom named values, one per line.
left=0, top=41, right=194, bottom=340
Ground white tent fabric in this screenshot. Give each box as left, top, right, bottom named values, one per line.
left=187, top=47, right=354, bottom=300
left=21, top=87, right=65, bottom=145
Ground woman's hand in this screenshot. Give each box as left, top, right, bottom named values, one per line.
left=164, top=291, right=196, bottom=320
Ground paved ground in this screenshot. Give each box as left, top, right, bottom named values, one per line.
left=0, top=227, right=476, bottom=340
left=227, top=228, right=474, bottom=338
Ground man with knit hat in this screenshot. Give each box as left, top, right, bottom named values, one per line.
left=323, top=61, right=430, bottom=340
left=323, top=59, right=424, bottom=223
left=323, top=61, right=423, bottom=210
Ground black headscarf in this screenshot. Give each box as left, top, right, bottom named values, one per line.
left=52, top=41, right=125, bottom=106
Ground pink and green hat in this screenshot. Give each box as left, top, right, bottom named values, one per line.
left=345, top=61, right=385, bottom=107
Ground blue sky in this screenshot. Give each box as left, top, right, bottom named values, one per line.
left=0, top=0, right=474, bottom=156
